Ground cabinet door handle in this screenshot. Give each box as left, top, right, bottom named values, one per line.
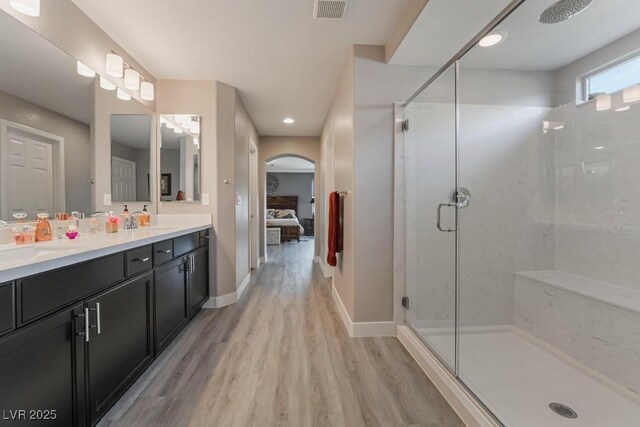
left=191, top=254, right=196, bottom=273
left=95, top=303, right=101, bottom=335
left=76, top=309, right=90, bottom=342
left=157, top=249, right=171, bottom=254
left=133, top=257, right=150, bottom=263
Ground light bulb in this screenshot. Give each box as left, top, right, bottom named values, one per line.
left=106, top=53, right=123, bottom=78
left=124, top=69, right=140, bottom=91
left=140, top=81, right=154, bottom=101
left=77, top=61, right=95, bottom=78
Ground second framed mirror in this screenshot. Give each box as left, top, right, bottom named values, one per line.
left=159, top=115, right=201, bottom=202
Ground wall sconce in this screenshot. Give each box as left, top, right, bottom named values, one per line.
left=124, top=69, right=140, bottom=91
left=140, top=81, right=154, bottom=101
left=100, top=76, right=116, bottom=91
left=116, top=88, right=131, bottom=101
left=106, top=53, right=123, bottom=78
left=76, top=61, right=95, bottom=78
left=623, top=84, right=640, bottom=104
left=596, top=94, right=611, bottom=111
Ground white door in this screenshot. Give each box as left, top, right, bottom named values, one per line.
left=2, top=131, right=54, bottom=219
left=249, top=139, right=260, bottom=269
left=111, top=156, right=136, bottom=202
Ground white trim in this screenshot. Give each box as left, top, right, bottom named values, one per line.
left=237, top=272, right=251, bottom=301
left=314, top=256, right=332, bottom=278
left=331, top=285, right=395, bottom=337
left=396, top=325, right=499, bottom=427
left=202, top=292, right=236, bottom=309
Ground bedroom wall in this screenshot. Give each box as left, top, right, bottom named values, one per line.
left=268, top=173, right=314, bottom=220
left=259, top=136, right=321, bottom=260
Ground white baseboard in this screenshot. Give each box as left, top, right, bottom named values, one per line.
left=237, top=272, right=251, bottom=301
left=396, top=325, right=498, bottom=427
left=203, top=272, right=252, bottom=309
left=331, top=286, right=395, bottom=337
left=314, top=256, right=332, bottom=278
left=203, top=292, right=236, bottom=309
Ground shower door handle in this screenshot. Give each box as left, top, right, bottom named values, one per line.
left=437, top=203, right=456, bottom=232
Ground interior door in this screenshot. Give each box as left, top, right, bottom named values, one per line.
left=403, top=64, right=458, bottom=371
left=111, top=156, right=136, bottom=202
left=2, top=128, right=55, bottom=219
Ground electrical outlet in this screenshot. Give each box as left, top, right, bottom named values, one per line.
left=103, top=194, right=112, bottom=206
left=236, top=194, right=242, bottom=205
left=201, top=193, right=210, bottom=205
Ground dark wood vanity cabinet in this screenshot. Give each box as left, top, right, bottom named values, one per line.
left=0, top=228, right=211, bottom=426
left=0, top=303, right=87, bottom=426
left=189, top=246, right=209, bottom=317
left=85, top=272, right=154, bottom=426
left=154, top=256, right=189, bottom=354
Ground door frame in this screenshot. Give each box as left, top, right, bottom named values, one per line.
left=0, top=119, right=65, bottom=220
left=249, top=138, right=260, bottom=270
left=323, top=127, right=334, bottom=278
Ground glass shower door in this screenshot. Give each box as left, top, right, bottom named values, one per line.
left=404, top=65, right=458, bottom=371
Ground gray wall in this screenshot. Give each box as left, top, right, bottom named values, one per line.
left=269, top=172, right=314, bottom=220
left=159, top=148, right=180, bottom=200
left=0, top=88, right=91, bottom=218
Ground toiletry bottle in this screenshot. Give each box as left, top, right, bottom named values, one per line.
left=106, top=212, right=120, bottom=233
left=122, top=205, right=129, bottom=216
left=142, top=205, right=150, bottom=226
left=35, top=213, right=52, bottom=242
left=90, top=216, right=99, bottom=234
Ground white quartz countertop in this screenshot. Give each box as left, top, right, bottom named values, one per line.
left=0, top=214, right=212, bottom=283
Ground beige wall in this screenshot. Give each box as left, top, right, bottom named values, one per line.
left=234, top=92, right=260, bottom=287
left=259, top=136, right=321, bottom=259
left=319, top=50, right=355, bottom=319
left=0, top=89, right=92, bottom=216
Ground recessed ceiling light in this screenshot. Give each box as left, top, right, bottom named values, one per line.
left=283, top=118, right=295, bottom=124
left=594, top=146, right=605, bottom=150
left=10, top=0, right=40, bottom=17
left=479, top=31, right=507, bottom=47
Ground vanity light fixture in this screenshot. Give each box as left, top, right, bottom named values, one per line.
left=76, top=61, right=95, bottom=78
left=615, top=105, right=630, bottom=112
left=10, top=0, right=40, bottom=17
left=173, top=127, right=183, bottom=134
left=552, top=123, right=564, bottom=130
left=140, top=81, right=154, bottom=101
left=623, top=84, right=640, bottom=103
left=124, top=69, right=140, bottom=91
left=283, top=118, right=295, bottom=124
left=594, top=146, right=605, bottom=150
left=479, top=31, right=507, bottom=47
left=116, top=88, right=131, bottom=101
left=99, top=76, right=116, bottom=91
left=106, top=53, right=123, bottom=78
left=189, top=121, right=200, bottom=134
left=595, top=94, right=611, bottom=111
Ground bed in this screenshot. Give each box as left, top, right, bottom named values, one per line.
left=267, top=196, right=304, bottom=242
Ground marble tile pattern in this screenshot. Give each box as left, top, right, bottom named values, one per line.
left=514, top=272, right=640, bottom=395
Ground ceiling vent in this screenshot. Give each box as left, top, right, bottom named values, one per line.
left=313, top=0, right=349, bottom=19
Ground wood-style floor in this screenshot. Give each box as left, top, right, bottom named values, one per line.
left=99, top=240, right=463, bottom=427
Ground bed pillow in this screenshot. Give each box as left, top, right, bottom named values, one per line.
left=274, top=209, right=296, bottom=219
left=266, top=209, right=275, bottom=219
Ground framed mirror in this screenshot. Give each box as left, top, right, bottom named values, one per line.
left=159, top=115, right=201, bottom=202
left=110, top=114, right=152, bottom=203
left=0, top=9, right=93, bottom=222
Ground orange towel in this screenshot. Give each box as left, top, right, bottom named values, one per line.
left=327, top=191, right=342, bottom=267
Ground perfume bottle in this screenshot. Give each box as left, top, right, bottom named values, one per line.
left=35, top=213, right=52, bottom=242
left=106, top=212, right=120, bottom=233
left=13, top=225, right=35, bottom=245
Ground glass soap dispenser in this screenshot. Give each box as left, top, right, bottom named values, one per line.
left=35, top=213, right=52, bottom=242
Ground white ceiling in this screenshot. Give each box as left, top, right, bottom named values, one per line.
left=267, top=156, right=314, bottom=173
left=0, top=10, right=93, bottom=124
left=111, top=114, right=151, bottom=149
left=391, top=0, right=640, bottom=72
left=70, top=0, right=410, bottom=137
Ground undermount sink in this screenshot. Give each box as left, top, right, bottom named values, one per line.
left=0, top=244, right=75, bottom=263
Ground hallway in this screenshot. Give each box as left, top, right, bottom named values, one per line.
left=99, top=240, right=463, bottom=426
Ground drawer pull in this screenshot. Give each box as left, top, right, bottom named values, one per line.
left=133, top=257, right=150, bottom=263
left=157, top=249, right=172, bottom=254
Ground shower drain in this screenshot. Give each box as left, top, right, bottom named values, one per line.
left=549, top=402, right=578, bottom=419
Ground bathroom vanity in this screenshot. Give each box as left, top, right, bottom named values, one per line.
left=0, top=224, right=212, bottom=426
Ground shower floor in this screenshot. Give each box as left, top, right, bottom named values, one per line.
left=419, top=328, right=640, bottom=426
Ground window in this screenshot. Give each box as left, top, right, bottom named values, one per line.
left=584, top=54, right=640, bottom=101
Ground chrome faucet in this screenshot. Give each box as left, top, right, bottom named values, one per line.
left=91, top=211, right=107, bottom=218
left=124, top=212, right=145, bottom=230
